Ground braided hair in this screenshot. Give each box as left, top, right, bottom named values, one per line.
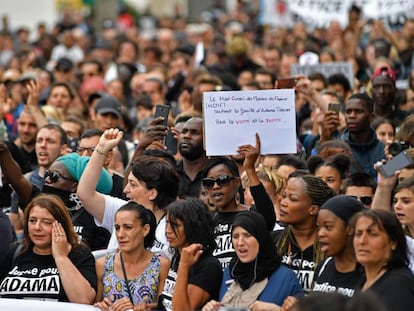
left=276, top=175, right=335, bottom=268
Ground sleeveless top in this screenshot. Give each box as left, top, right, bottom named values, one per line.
left=103, top=251, right=161, bottom=304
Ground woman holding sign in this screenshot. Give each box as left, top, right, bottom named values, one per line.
left=201, top=134, right=276, bottom=268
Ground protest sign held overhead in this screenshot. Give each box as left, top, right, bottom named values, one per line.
left=203, top=89, right=296, bottom=156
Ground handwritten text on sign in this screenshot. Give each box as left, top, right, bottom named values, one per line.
left=203, top=89, right=296, bottom=156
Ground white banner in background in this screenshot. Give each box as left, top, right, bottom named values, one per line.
left=288, top=0, right=354, bottom=27
left=360, top=0, right=414, bottom=18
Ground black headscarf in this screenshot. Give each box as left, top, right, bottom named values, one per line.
left=230, top=211, right=281, bottom=290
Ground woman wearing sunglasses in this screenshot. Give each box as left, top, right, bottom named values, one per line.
left=0, top=140, right=113, bottom=251
left=0, top=194, right=96, bottom=303
left=201, top=134, right=276, bottom=269
left=274, top=174, right=335, bottom=293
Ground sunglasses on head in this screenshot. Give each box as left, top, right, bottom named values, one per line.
left=349, top=195, right=373, bottom=205
left=44, top=170, right=74, bottom=183
left=202, top=175, right=235, bottom=190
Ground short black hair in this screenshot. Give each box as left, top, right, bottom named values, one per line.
left=80, top=128, right=103, bottom=139
left=202, top=156, right=240, bottom=178
left=327, top=73, right=351, bottom=93
left=347, top=92, right=374, bottom=113
left=276, top=155, right=307, bottom=170
left=342, top=172, right=377, bottom=193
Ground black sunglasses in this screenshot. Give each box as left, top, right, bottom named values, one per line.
left=202, top=175, right=235, bottom=190
left=44, top=170, right=74, bottom=183
left=349, top=195, right=373, bottom=205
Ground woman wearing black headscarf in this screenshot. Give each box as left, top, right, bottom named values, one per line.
left=203, top=211, right=303, bottom=311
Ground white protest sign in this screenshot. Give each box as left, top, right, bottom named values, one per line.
left=288, top=0, right=354, bottom=27
left=360, top=0, right=414, bottom=18
left=203, top=89, right=296, bottom=156
left=291, top=62, right=354, bottom=89
left=258, top=0, right=295, bottom=28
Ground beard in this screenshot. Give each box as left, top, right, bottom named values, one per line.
left=179, top=142, right=205, bottom=161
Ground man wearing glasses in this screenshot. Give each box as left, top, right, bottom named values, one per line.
left=77, top=128, right=125, bottom=199
left=343, top=172, right=376, bottom=208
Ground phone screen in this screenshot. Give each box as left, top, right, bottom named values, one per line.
left=379, top=151, right=413, bottom=178
left=328, top=103, right=340, bottom=115
left=276, top=78, right=296, bottom=89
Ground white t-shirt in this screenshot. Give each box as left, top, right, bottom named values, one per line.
left=94, top=195, right=172, bottom=259
left=406, top=235, right=414, bottom=274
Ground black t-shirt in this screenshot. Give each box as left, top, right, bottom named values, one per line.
left=176, top=161, right=204, bottom=199
left=368, top=266, right=414, bottom=311
left=272, top=229, right=318, bottom=293
left=0, top=245, right=97, bottom=302
left=313, top=257, right=364, bottom=297
left=158, top=253, right=222, bottom=311
left=213, top=211, right=239, bottom=270
left=109, top=173, right=125, bottom=199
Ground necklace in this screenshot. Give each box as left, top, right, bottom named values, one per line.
left=362, top=269, right=387, bottom=291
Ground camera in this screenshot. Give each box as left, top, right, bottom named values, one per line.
left=389, top=141, right=411, bottom=157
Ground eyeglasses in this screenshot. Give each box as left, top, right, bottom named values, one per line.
left=202, top=175, right=235, bottom=190
left=349, top=195, right=373, bottom=205
left=76, top=146, right=95, bottom=154
left=44, top=170, right=74, bottom=183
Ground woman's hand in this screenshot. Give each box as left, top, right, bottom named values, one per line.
left=98, top=128, right=124, bottom=154
left=280, top=296, right=297, bottom=311
left=51, top=221, right=71, bottom=259
left=112, top=297, right=134, bottom=311
left=238, top=133, right=261, bottom=171
left=180, top=243, right=203, bottom=269
left=94, top=297, right=112, bottom=311
left=201, top=299, right=221, bottom=311
left=250, top=300, right=281, bottom=311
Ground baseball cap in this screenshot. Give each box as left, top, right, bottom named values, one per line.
left=371, top=66, right=396, bottom=83
left=94, top=95, right=122, bottom=118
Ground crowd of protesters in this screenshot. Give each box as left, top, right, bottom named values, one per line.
left=0, top=1, right=414, bottom=310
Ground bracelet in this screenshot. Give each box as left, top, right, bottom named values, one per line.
left=95, top=147, right=108, bottom=156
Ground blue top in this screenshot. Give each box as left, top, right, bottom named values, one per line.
left=219, top=265, right=304, bottom=306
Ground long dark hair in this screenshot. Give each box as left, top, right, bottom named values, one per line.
left=167, top=198, right=216, bottom=255
left=350, top=209, right=409, bottom=269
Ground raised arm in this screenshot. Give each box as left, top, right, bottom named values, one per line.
left=237, top=134, right=276, bottom=230
left=0, top=140, right=33, bottom=208
left=26, top=80, right=47, bottom=128
left=172, top=244, right=211, bottom=311
left=371, top=161, right=397, bottom=212
left=77, top=128, right=123, bottom=223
